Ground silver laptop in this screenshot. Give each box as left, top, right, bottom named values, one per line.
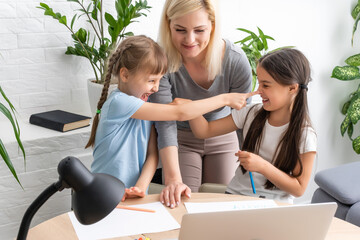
left=178, top=202, right=337, bottom=240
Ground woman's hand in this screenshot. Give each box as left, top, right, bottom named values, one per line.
left=226, top=91, right=259, bottom=110
left=160, top=181, right=191, bottom=208
left=121, top=187, right=146, bottom=201
left=235, top=150, right=267, bottom=173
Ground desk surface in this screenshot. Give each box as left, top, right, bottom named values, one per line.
left=27, top=193, right=360, bottom=240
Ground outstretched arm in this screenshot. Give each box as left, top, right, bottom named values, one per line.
left=188, top=91, right=257, bottom=139
left=189, top=115, right=238, bottom=139
left=132, top=91, right=258, bottom=121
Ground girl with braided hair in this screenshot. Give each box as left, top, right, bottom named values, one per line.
left=85, top=35, right=256, bottom=202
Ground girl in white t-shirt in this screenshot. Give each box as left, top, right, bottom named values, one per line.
left=188, top=48, right=317, bottom=203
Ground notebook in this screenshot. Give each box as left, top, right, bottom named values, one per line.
left=178, top=202, right=337, bottom=240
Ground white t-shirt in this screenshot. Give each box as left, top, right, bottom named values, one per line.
left=226, top=104, right=317, bottom=203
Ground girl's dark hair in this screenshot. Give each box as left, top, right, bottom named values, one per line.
left=242, top=48, right=312, bottom=189
left=85, top=35, right=168, bottom=148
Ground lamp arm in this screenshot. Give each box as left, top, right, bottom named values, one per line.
left=17, top=180, right=64, bottom=240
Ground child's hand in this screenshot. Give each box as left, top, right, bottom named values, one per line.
left=235, top=150, right=265, bottom=172
left=227, top=91, right=259, bottom=110
left=170, top=98, right=192, bottom=105
left=121, top=187, right=146, bottom=201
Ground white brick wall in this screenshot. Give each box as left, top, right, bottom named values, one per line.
left=0, top=0, right=164, bottom=118
left=0, top=0, right=93, bottom=118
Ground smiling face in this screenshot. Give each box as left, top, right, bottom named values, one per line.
left=256, top=65, right=297, bottom=114
left=119, top=68, right=163, bottom=102
left=169, top=8, right=212, bottom=62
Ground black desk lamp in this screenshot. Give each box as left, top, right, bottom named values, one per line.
left=17, top=156, right=125, bottom=240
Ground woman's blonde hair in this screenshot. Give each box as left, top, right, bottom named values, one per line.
left=158, top=0, right=222, bottom=80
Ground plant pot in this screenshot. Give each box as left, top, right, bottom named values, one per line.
left=87, top=79, right=118, bottom=117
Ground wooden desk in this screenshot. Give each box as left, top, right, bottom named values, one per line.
left=27, top=193, right=360, bottom=240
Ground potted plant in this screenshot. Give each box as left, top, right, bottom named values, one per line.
left=235, top=27, right=293, bottom=91
left=0, top=85, right=25, bottom=187
left=331, top=1, right=360, bottom=154
left=37, top=0, right=151, bottom=115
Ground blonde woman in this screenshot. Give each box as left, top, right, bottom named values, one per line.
left=150, top=0, right=252, bottom=208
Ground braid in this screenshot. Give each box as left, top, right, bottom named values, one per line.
left=85, top=47, right=122, bottom=148
left=98, top=48, right=122, bottom=110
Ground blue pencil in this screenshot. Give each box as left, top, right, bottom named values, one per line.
left=249, top=171, right=256, bottom=194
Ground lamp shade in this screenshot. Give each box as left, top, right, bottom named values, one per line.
left=58, top=156, right=125, bottom=225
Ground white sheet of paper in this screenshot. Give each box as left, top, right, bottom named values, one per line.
left=69, top=202, right=180, bottom=240
left=184, top=199, right=277, bottom=214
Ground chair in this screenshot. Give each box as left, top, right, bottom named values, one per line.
left=149, top=182, right=227, bottom=195
left=148, top=183, right=165, bottom=194
left=198, top=183, right=227, bottom=193
left=311, top=162, right=360, bottom=227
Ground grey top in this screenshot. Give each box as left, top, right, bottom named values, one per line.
left=149, top=39, right=252, bottom=149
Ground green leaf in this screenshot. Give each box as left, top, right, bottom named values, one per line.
left=55, top=12, right=62, bottom=19
left=116, top=0, right=124, bottom=16
left=112, top=21, right=123, bottom=42
left=0, top=140, right=22, bottom=187
left=0, top=86, right=25, bottom=186
left=0, top=87, right=25, bottom=163
left=252, top=75, right=257, bottom=91
left=59, top=15, right=67, bottom=25
left=345, top=54, right=360, bottom=66
left=75, top=28, right=87, bottom=43
left=348, top=96, right=360, bottom=124
left=352, top=135, right=360, bottom=154
left=235, top=35, right=253, bottom=44
left=65, top=46, right=77, bottom=55
left=331, top=66, right=360, bottom=80
left=342, top=100, right=351, bottom=115
left=70, top=14, right=77, bottom=30
left=121, top=0, right=128, bottom=12
left=105, top=12, right=116, bottom=26
left=39, top=2, right=50, bottom=10
left=352, top=12, right=360, bottom=46
left=44, top=9, right=57, bottom=18
left=340, top=114, right=351, bottom=136
left=347, top=122, right=354, bottom=139
left=257, top=27, right=271, bottom=51
left=124, top=31, right=134, bottom=36
left=98, top=44, right=108, bottom=59
left=351, top=4, right=360, bottom=19
left=237, top=28, right=257, bottom=36
left=263, top=34, right=275, bottom=41
left=91, top=0, right=98, bottom=20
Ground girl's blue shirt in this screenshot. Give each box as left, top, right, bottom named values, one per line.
left=91, top=89, right=152, bottom=188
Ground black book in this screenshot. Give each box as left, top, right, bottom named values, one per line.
left=29, top=110, right=91, bottom=132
